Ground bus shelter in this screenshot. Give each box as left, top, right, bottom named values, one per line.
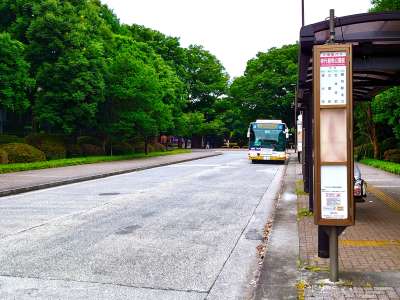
left=297, top=11, right=400, bottom=211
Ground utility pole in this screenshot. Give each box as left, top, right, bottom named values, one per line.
left=329, top=9, right=335, bottom=43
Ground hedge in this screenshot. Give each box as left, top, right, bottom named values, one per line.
left=0, top=143, right=46, bottom=163
left=0, top=149, right=8, bottom=164
left=0, top=134, right=24, bottom=144
left=361, top=159, right=400, bottom=175
left=25, top=133, right=66, bottom=160
left=383, top=149, right=400, bottom=163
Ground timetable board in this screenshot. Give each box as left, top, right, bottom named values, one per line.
left=320, top=52, right=347, bottom=106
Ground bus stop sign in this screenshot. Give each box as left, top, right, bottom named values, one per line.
left=313, top=44, right=355, bottom=227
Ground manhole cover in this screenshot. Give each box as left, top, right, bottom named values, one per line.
left=98, top=192, right=120, bottom=196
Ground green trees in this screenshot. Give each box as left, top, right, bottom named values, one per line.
left=370, top=0, right=400, bottom=11
left=352, top=1, right=400, bottom=160
left=0, top=32, right=34, bottom=115
left=0, top=0, right=235, bottom=150
left=183, top=45, right=229, bottom=146
left=0, top=0, right=301, bottom=153
left=372, top=87, right=400, bottom=140
left=230, top=44, right=298, bottom=138
left=0, top=0, right=111, bottom=134
left=103, top=37, right=182, bottom=153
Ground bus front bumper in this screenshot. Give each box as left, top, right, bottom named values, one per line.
left=248, top=152, right=286, bottom=161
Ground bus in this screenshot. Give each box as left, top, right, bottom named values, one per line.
left=247, top=120, right=288, bottom=162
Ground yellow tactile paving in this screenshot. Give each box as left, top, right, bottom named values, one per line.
left=367, top=184, right=400, bottom=212
left=340, top=240, right=400, bottom=247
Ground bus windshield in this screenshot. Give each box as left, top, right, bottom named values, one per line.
left=249, top=123, right=286, bottom=151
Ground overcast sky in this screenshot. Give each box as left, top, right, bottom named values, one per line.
left=101, top=0, right=372, bottom=78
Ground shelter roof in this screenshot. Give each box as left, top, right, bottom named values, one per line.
left=298, top=11, right=400, bottom=106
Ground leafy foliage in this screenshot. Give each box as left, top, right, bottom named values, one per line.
left=361, top=158, right=400, bottom=175
left=0, top=143, right=46, bottom=163
left=0, top=1, right=300, bottom=151
left=370, top=0, right=400, bottom=12
left=0, top=32, right=34, bottom=113
left=372, top=87, right=400, bottom=140
left=25, top=133, right=66, bottom=160
left=229, top=44, right=298, bottom=141
left=0, top=149, right=8, bottom=164
left=0, top=135, right=24, bottom=144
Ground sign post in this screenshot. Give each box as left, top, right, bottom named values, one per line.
left=313, top=43, right=354, bottom=282
left=297, top=114, right=303, bottom=162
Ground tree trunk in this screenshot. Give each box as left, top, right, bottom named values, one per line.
left=102, top=137, right=107, bottom=155
left=144, top=138, right=148, bottom=155
left=32, top=110, right=37, bottom=133
left=184, top=138, right=188, bottom=149
left=0, top=109, right=4, bottom=135
left=366, top=103, right=380, bottom=159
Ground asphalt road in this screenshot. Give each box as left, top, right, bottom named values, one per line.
left=0, top=151, right=285, bottom=299
left=358, top=163, right=400, bottom=201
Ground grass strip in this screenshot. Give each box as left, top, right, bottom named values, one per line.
left=295, top=179, right=308, bottom=196
left=360, top=159, right=400, bottom=175
left=0, top=149, right=191, bottom=174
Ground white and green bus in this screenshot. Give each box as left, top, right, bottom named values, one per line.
left=247, top=120, right=288, bottom=162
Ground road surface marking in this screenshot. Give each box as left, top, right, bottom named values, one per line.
left=340, top=240, right=400, bottom=247
left=367, top=184, right=400, bottom=212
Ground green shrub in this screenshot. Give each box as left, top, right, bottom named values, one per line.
left=77, top=136, right=102, bottom=147
left=0, top=143, right=46, bottom=163
left=134, top=142, right=145, bottom=153
left=354, top=143, right=374, bottom=161
left=152, top=143, right=166, bottom=152
left=383, top=149, right=400, bottom=163
left=229, top=142, right=238, bottom=148
left=361, top=159, right=400, bottom=175
left=0, top=149, right=8, bottom=164
left=133, top=142, right=158, bottom=153
left=25, top=133, right=66, bottom=160
left=66, top=144, right=82, bottom=157
left=109, top=142, right=133, bottom=155
left=147, top=144, right=155, bottom=153
left=381, top=138, right=399, bottom=155
left=80, top=144, right=104, bottom=156
left=0, top=135, right=24, bottom=144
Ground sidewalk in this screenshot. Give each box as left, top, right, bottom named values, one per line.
left=255, top=154, right=400, bottom=299
left=0, top=150, right=221, bottom=197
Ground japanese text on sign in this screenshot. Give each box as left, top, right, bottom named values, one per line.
left=320, top=51, right=347, bottom=106
left=321, top=165, right=348, bottom=219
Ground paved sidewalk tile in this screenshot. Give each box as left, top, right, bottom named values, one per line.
left=295, top=162, right=400, bottom=300
left=0, top=151, right=221, bottom=197
left=305, top=286, right=400, bottom=299
left=297, top=164, right=400, bottom=272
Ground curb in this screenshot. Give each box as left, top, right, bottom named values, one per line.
left=207, top=160, right=288, bottom=300
left=0, top=152, right=222, bottom=198
left=254, top=155, right=299, bottom=299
